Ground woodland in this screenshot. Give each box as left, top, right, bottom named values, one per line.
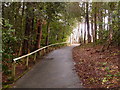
left=2, top=1, right=120, bottom=88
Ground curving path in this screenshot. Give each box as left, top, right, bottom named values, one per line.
left=14, top=45, right=83, bottom=88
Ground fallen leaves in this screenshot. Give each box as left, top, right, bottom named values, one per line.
left=72, top=45, right=120, bottom=88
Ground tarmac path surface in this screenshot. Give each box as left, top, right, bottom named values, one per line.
left=14, top=45, right=83, bottom=88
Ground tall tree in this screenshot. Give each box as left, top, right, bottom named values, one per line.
left=86, top=2, right=91, bottom=43
left=35, top=19, right=42, bottom=49
left=98, top=3, right=103, bottom=40
left=93, top=2, right=97, bottom=42
left=22, top=3, right=33, bottom=54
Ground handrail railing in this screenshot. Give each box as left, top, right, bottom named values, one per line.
left=13, top=42, right=67, bottom=61
left=12, top=42, right=69, bottom=80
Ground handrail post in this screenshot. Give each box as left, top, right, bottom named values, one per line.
left=39, top=51, right=41, bottom=57
left=49, top=47, right=51, bottom=52
left=12, top=61, right=16, bottom=81
left=26, top=56, right=29, bottom=69
left=39, top=51, right=41, bottom=56
left=34, top=53, right=37, bottom=63
left=53, top=46, right=55, bottom=50
left=42, top=49, right=44, bottom=56
left=44, top=48, right=46, bottom=55
left=51, top=46, right=53, bottom=51
left=47, top=47, right=48, bottom=53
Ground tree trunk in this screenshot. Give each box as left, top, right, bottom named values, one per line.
left=94, top=3, right=97, bottom=42
left=84, top=22, right=86, bottom=44
left=35, top=20, right=42, bottom=50
left=83, top=3, right=86, bottom=44
left=99, top=7, right=103, bottom=40
left=2, top=3, right=5, bottom=27
left=22, top=3, right=32, bottom=55
left=104, top=9, right=106, bottom=30
left=118, top=2, right=120, bottom=32
left=45, top=21, right=50, bottom=46
left=62, top=29, right=64, bottom=41
left=108, top=10, right=112, bottom=43
left=18, top=2, right=25, bottom=56
left=86, top=2, right=91, bottom=43
left=22, top=16, right=31, bottom=55
left=91, top=16, right=94, bottom=42
left=30, top=8, right=35, bottom=51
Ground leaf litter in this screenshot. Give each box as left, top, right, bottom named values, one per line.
left=72, top=45, right=120, bottom=88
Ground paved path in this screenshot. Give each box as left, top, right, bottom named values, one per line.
left=14, top=45, right=83, bottom=88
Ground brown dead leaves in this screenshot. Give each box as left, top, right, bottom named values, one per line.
left=72, top=45, right=120, bottom=88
